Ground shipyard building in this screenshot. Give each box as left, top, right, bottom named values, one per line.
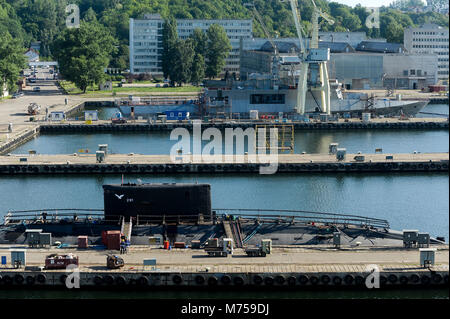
left=240, top=38, right=439, bottom=90
left=403, top=23, right=449, bottom=84
left=129, top=14, right=252, bottom=75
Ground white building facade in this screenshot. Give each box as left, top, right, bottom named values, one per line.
left=404, top=23, right=449, bottom=83
left=130, top=14, right=252, bottom=76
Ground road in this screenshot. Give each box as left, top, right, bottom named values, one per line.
left=0, top=68, right=83, bottom=126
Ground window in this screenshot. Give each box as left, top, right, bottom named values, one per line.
left=410, top=69, right=415, bottom=75
left=250, top=94, right=285, bottom=104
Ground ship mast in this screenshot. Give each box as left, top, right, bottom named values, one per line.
left=245, top=2, right=281, bottom=88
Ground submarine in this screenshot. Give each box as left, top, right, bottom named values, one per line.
left=0, top=183, right=445, bottom=247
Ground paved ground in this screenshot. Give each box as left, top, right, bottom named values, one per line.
left=0, top=245, right=448, bottom=273
left=1, top=152, right=447, bottom=165
left=0, top=69, right=84, bottom=126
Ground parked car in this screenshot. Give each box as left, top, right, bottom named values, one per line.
left=156, top=83, right=161, bottom=88
left=12, top=92, right=24, bottom=98
left=33, top=87, right=41, bottom=92
left=163, top=83, right=169, bottom=88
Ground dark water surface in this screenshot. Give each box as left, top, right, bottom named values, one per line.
left=0, top=173, right=448, bottom=240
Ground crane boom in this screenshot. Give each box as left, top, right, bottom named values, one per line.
left=249, top=4, right=279, bottom=56
left=287, top=0, right=306, bottom=56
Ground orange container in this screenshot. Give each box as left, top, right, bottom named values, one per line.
left=163, top=240, right=170, bottom=249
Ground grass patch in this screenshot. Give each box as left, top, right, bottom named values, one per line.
left=59, top=80, right=201, bottom=96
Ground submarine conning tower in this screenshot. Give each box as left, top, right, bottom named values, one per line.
left=102, top=183, right=212, bottom=223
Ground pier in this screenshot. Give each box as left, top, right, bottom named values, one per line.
left=0, top=245, right=448, bottom=289
left=0, top=152, right=448, bottom=175
left=39, top=118, right=449, bottom=133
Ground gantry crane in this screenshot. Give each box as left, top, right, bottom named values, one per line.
left=284, top=0, right=334, bottom=115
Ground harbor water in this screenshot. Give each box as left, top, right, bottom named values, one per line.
left=1, top=103, right=449, bottom=239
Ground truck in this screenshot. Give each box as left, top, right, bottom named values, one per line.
left=204, top=238, right=233, bottom=257
left=244, top=239, right=272, bottom=257
left=44, top=253, right=79, bottom=269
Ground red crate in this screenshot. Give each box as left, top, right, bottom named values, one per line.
left=77, top=236, right=88, bottom=249
left=106, top=233, right=121, bottom=250
left=101, top=231, right=107, bottom=246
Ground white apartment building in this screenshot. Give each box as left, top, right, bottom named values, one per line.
left=130, top=14, right=252, bottom=75
left=404, top=23, right=449, bottom=83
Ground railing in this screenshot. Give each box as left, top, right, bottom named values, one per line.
left=3, top=209, right=104, bottom=224
left=3, top=208, right=390, bottom=229
left=213, top=208, right=390, bottom=229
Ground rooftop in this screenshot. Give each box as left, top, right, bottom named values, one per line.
left=318, top=41, right=355, bottom=53
left=356, top=41, right=406, bottom=53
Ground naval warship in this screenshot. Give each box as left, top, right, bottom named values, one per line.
left=0, top=183, right=444, bottom=248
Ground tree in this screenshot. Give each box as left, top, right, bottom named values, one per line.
left=190, top=53, right=205, bottom=85
left=12, top=0, right=67, bottom=57
left=190, top=28, right=207, bottom=56
left=52, top=21, right=117, bottom=93
left=385, top=20, right=404, bottom=43
left=0, top=32, right=26, bottom=95
left=162, top=16, right=178, bottom=82
left=83, top=7, right=98, bottom=23
left=170, top=39, right=195, bottom=86
left=205, top=24, right=231, bottom=79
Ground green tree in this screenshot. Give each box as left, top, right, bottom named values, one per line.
left=162, top=16, right=178, bottom=82
left=52, top=21, right=117, bottom=93
left=12, top=0, right=67, bottom=57
left=0, top=32, right=26, bottom=96
left=0, top=0, right=28, bottom=46
left=205, top=24, right=231, bottom=79
left=171, top=39, right=195, bottom=86
left=385, top=20, right=404, bottom=43
left=190, top=28, right=207, bottom=56
left=83, top=7, right=98, bottom=23
left=190, top=53, right=205, bottom=85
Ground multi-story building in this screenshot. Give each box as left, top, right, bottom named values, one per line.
left=241, top=39, right=438, bottom=89
left=129, top=14, right=252, bottom=76
left=404, top=23, right=449, bottom=83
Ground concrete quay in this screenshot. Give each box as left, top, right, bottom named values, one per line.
left=0, top=245, right=448, bottom=289
left=0, top=153, right=448, bottom=175
left=39, top=117, right=449, bottom=133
